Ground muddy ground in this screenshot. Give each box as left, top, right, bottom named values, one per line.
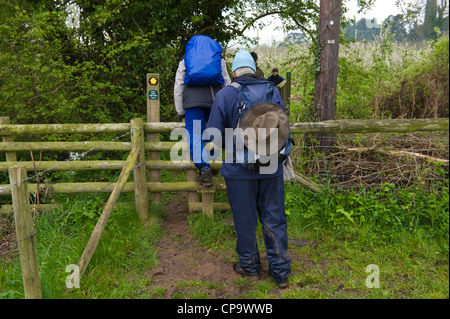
left=143, top=196, right=322, bottom=299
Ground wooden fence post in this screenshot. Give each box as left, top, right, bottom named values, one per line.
left=1, top=117, right=17, bottom=162
left=198, top=186, right=215, bottom=219
left=8, top=165, right=42, bottom=299
left=197, top=179, right=216, bottom=219
left=285, top=72, right=291, bottom=116
left=131, top=118, right=148, bottom=222
left=147, top=73, right=161, bottom=203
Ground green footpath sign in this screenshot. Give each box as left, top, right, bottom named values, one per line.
left=148, top=90, right=158, bottom=100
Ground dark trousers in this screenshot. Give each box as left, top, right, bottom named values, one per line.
left=184, top=107, right=211, bottom=172
left=225, top=175, right=291, bottom=283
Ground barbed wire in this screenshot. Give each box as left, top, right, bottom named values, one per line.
left=0, top=127, right=143, bottom=257
left=0, top=126, right=142, bottom=193
left=1, top=160, right=145, bottom=254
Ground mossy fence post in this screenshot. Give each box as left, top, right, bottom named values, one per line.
left=8, top=165, right=42, bottom=299
left=131, top=118, right=148, bottom=221
left=1, top=117, right=17, bottom=162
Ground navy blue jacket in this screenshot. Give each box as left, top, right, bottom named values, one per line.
left=206, top=74, right=286, bottom=180
left=267, top=74, right=286, bottom=86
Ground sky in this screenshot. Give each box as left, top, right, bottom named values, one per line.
left=244, top=0, right=403, bottom=45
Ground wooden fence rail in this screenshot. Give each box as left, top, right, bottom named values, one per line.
left=2, top=118, right=448, bottom=136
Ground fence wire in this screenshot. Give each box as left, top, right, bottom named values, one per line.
left=1, top=161, right=145, bottom=265
left=0, top=127, right=143, bottom=262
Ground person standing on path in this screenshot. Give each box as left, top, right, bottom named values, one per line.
left=267, top=67, right=285, bottom=86
left=206, top=49, right=291, bottom=288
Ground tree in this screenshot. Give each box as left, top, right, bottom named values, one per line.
left=384, top=14, right=408, bottom=41
left=283, top=32, right=309, bottom=45
left=0, top=0, right=376, bottom=125
left=403, top=0, right=449, bottom=41
left=0, top=1, right=80, bottom=124
left=344, top=18, right=381, bottom=41
left=424, top=0, right=439, bottom=39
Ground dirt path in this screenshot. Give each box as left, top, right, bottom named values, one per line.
left=144, top=198, right=248, bottom=298
left=143, top=196, right=319, bottom=299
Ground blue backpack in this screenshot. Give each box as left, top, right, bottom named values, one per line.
left=184, top=35, right=225, bottom=87
left=229, top=80, right=293, bottom=171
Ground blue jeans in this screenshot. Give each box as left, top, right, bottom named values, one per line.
left=224, top=175, right=291, bottom=283
left=184, top=107, right=211, bottom=172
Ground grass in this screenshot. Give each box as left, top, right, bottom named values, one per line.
left=1, top=182, right=448, bottom=299
left=0, top=194, right=165, bottom=299
left=185, top=183, right=449, bottom=299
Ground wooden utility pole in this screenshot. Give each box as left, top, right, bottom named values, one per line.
left=314, top=0, right=342, bottom=151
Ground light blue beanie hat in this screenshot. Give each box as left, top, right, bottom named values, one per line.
left=232, top=49, right=256, bottom=72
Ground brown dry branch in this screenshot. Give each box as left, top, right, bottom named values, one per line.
left=291, top=131, right=449, bottom=189
left=339, top=147, right=449, bottom=163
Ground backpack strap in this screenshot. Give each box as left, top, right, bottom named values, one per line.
left=228, top=82, right=249, bottom=129
left=228, top=82, right=241, bottom=90
left=209, top=85, right=216, bottom=101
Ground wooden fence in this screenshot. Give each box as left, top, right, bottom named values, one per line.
left=0, top=119, right=228, bottom=217
left=1, top=117, right=149, bottom=298
left=1, top=117, right=449, bottom=215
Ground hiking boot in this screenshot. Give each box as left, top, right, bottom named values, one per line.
left=268, top=267, right=289, bottom=288
left=197, top=168, right=212, bottom=187
left=233, top=263, right=260, bottom=279
left=277, top=279, right=289, bottom=289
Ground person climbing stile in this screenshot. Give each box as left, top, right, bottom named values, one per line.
left=174, top=35, right=231, bottom=186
